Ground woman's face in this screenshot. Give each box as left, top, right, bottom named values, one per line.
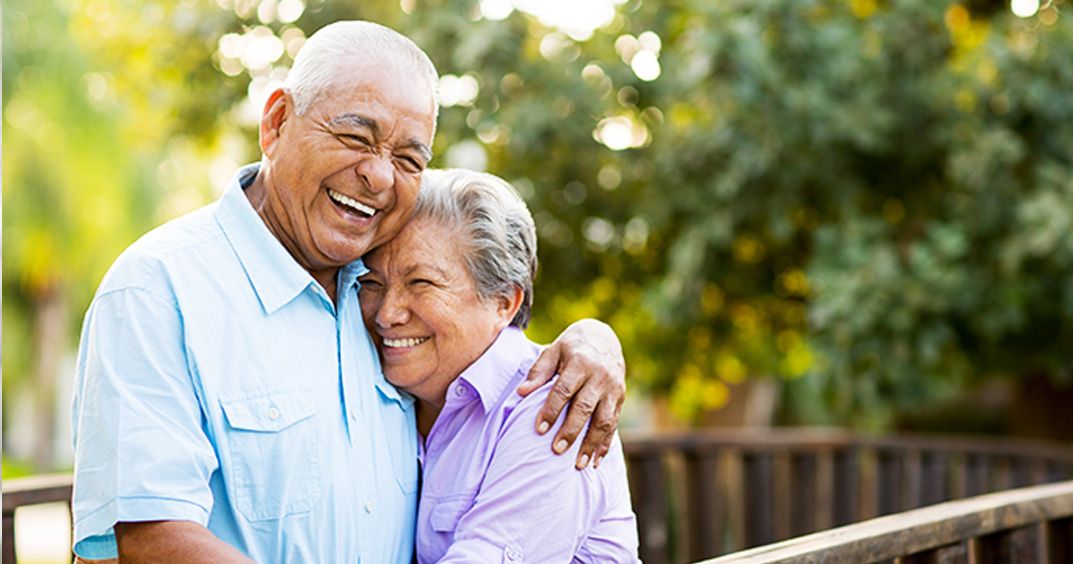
left=359, top=218, right=515, bottom=404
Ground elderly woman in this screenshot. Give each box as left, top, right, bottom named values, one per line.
left=358, top=168, right=639, bottom=563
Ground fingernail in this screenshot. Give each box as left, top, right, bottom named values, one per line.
left=554, top=439, right=568, bottom=454
left=537, top=421, right=550, bottom=434
left=577, top=454, right=590, bottom=469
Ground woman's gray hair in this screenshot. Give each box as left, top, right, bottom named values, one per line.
left=285, top=21, right=439, bottom=120
left=414, top=169, right=538, bottom=329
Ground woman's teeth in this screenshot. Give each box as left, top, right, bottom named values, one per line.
left=383, top=336, right=430, bottom=348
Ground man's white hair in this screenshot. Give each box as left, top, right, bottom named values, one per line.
left=285, top=20, right=439, bottom=121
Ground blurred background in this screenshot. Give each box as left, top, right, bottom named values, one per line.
left=3, top=0, right=1073, bottom=558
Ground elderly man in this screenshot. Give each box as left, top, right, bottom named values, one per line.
left=71, top=21, right=625, bottom=563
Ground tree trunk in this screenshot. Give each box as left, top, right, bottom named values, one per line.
left=30, top=286, right=66, bottom=471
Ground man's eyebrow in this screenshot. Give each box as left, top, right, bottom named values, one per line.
left=401, top=140, right=433, bottom=163
left=331, top=113, right=379, bottom=133
left=331, top=114, right=430, bottom=160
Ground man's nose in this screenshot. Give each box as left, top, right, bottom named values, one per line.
left=356, top=154, right=394, bottom=194
left=376, top=288, right=409, bottom=328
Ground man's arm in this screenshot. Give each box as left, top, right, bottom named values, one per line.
left=114, top=521, right=253, bottom=564
left=72, top=286, right=219, bottom=559
left=516, top=319, right=626, bottom=469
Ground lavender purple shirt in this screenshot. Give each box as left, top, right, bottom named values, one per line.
left=414, top=326, right=639, bottom=563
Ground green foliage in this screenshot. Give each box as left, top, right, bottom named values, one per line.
left=4, top=0, right=1072, bottom=439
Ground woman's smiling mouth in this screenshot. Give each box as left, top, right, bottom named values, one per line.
left=382, top=336, right=430, bottom=348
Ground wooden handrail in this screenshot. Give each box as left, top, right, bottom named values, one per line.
left=2, top=473, right=74, bottom=564
left=623, top=428, right=1073, bottom=461
left=3, top=430, right=1072, bottom=563
left=620, top=429, right=1073, bottom=562
left=698, top=480, right=1073, bottom=563
left=2, top=473, right=74, bottom=512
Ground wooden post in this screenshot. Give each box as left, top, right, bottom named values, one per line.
left=789, top=451, right=817, bottom=536
left=833, top=447, right=859, bottom=526
left=3, top=509, right=16, bottom=564
left=1045, top=516, right=1072, bottom=564
left=628, top=451, right=668, bottom=564
left=743, top=450, right=775, bottom=548
left=685, top=450, right=723, bottom=560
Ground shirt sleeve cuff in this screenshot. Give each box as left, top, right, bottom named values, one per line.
left=73, top=496, right=210, bottom=559
left=439, top=538, right=524, bottom=563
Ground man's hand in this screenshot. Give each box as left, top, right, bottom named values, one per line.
left=517, top=319, right=626, bottom=470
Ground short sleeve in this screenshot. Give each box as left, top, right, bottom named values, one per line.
left=71, top=286, right=217, bottom=558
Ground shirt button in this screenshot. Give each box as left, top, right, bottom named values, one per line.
left=455, top=386, right=466, bottom=397
left=364, top=500, right=374, bottom=513
left=504, top=547, right=521, bottom=561
left=267, top=406, right=281, bottom=420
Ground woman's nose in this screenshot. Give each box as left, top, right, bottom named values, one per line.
left=375, top=288, right=409, bottom=328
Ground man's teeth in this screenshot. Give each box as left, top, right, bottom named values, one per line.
left=383, top=337, right=430, bottom=348
left=328, top=189, right=377, bottom=217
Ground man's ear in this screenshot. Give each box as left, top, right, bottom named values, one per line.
left=259, top=88, right=292, bottom=157
left=496, top=286, right=525, bottom=330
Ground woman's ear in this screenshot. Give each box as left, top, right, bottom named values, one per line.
left=259, top=88, right=292, bottom=156
left=496, top=286, right=525, bottom=330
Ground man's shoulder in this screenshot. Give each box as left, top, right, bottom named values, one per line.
left=96, top=203, right=226, bottom=297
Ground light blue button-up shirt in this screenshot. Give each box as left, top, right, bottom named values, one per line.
left=71, top=164, right=418, bottom=562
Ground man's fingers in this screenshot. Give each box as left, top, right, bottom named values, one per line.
left=537, top=373, right=580, bottom=435
left=574, top=399, right=618, bottom=469
left=518, top=342, right=562, bottom=398
left=551, top=384, right=600, bottom=456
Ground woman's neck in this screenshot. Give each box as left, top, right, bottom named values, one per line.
left=416, top=399, right=443, bottom=440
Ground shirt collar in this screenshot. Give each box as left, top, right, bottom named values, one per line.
left=214, top=163, right=320, bottom=314
left=376, top=378, right=415, bottom=408
left=457, top=327, right=533, bottom=413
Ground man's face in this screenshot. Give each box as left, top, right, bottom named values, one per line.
left=262, top=57, right=436, bottom=273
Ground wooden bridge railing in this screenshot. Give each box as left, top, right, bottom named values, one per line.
left=2, top=474, right=73, bottom=564
left=699, top=479, right=1073, bottom=563
left=3, top=429, right=1073, bottom=563
left=622, top=429, right=1073, bottom=563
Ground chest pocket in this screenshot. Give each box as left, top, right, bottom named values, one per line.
left=429, top=494, right=474, bottom=533
left=220, top=390, right=322, bottom=521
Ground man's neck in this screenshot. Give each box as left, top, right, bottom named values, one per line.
left=244, top=170, right=339, bottom=302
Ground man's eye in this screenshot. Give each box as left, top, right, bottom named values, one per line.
left=396, top=156, right=423, bottom=173
left=342, top=134, right=372, bottom=146
left=359, top=279, right=381, bottom=289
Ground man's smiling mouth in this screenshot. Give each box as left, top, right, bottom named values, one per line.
left=328, top=188, right=378, bottom=218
